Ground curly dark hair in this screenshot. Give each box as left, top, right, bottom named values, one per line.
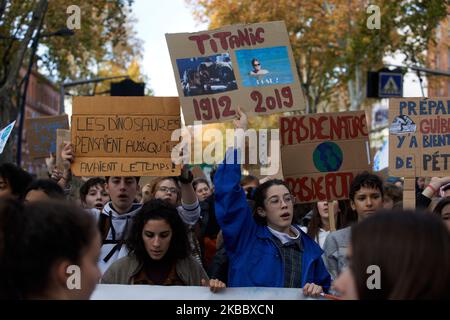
left=24, top=179, right=65, bottom=200
left=0, top=163, right=33, bottom=199
left=127, top=199, right=190, bottom=264
left=349, top=171, right=384, bottom=201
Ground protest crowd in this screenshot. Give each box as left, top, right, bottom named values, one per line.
left=1, top=105, right=449, bottom=300
left=1, top=20, right=450, bottom=302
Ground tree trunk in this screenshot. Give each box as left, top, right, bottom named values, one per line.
left=0, top=95, right=17, bottom=164
left=348, top=65, right=364, bottom=111
left=0, top=0, right=48, bottom=165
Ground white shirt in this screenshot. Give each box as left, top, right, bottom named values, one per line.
left=301, top=226, right=330, bottom=249
left=268, top=225, right=300, bottom=245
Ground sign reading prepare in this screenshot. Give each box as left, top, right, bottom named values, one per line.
left=71, top=97, right=181, bottom=176
left=280, top=111, right=371, bottom=203
left=389, top=98, right=450, bottom=177
left=166, top=21, right=305, bottom=124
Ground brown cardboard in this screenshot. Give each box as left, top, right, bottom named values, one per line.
left=402, top=177, right=416, bottom=209
left=403, top=177, right=416, bottom=190
left=403, top=190, right=416, bottom=209
left=71, top=157, right=179, bottom=177
left=328, top=201, right=336, bottom=231
left=389, top=98, right=450, bottom=177
left=280, top=111, right=369, bottom=145
left=71, top=97, right=181, bottom=177
left=281, top=141, right=370, bottom=176
left=166, top=21, right=305, bottom=124
left=56, top=129, right=71, bottom=171
left=281, top=111, right=371, bottom=203
left=25, top=115, right=69, bottom=159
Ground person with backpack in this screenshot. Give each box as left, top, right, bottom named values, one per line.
left=61, top=143, right=201, bottom=274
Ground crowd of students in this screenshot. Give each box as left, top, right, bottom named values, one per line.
left=1, top=109, right=450, bottom=300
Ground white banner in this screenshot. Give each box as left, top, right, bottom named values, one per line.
left=91, top=284, right=320, bottom=300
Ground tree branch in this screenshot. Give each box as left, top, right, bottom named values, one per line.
left=0, top=0, right=7, bottom=21
left=0, top=0, right=48, bottom=97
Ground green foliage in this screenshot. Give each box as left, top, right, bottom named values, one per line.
left=186, top=0, right=447, bottom=112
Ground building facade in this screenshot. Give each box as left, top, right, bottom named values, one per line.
left=427, top=6, right=450, bottom=96
left=18, top=67, right=60, bottom=176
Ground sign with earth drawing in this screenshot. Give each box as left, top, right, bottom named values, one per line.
left=280, top=111, right=372, bottom=203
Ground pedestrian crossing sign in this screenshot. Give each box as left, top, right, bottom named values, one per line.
left=379, top=72, right=403, bottom=97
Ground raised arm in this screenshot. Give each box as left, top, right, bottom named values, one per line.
left=417, top=176, right=450, bottom=209
left=214, top=107, right=256, bottom=258
left=178, top=164, right=200, bottom=225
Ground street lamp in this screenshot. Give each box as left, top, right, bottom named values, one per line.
left=15, top=26, right=74, bottom=167
left=60, top=75, right=130, bottom=114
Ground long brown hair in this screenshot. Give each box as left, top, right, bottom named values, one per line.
left=351, top=210, right=450, bottom=299
left=307, top=200, right=353, bottom=241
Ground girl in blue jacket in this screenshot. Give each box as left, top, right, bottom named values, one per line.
left=214, top=108, right=331, bottom=297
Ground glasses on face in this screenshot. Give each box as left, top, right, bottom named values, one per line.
left=253, top=63, right=260, bottom=67
left=266, top=194, right=293, bottom=206
left=158, top=186, right=178, bottom=194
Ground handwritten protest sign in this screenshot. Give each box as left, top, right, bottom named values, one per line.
left=280, top=111, right=371, bottom=203
left=71, top=97, right=181, bottom=177
left=166, top=21, right=305, bottom=125
left=0, top=120, right=15, bottom=154
left=25, top=115, right=69, bottom=159
left=389, top=98, right=450, bottom=177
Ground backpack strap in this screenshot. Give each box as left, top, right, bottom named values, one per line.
left=98, top=213, right=111, bottom=243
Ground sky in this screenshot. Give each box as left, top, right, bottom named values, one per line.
left=132, top=0, right=425, bottom=98
left=132, top=0, right=206, bottom=96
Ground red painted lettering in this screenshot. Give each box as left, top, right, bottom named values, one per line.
left=286, top=172, right=354, bottom=203
left=188, top=34, right=210, bottom=55
left=188, top=27, right=265, bottom=54
left=192, top=96, right=233, bottom=121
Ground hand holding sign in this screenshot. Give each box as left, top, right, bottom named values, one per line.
left=302, top=283, right=323, bottom=298
left=179, top=164, right=194, bottom=184
left=233, top=106, right=248, bottom=130
left=201, top=278, right=226, bottom=293
left=62, top=142, right=74, bottom=164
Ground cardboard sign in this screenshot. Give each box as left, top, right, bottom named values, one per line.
left=71, top=97, right=181, bottom=177
left=166, top=21, right=305, bottom=124
left=25, top=115, right=69, bottom=159
left=389, top=98, right=450, bottom=177
left=0, top=120, right=15, bottom=154
left=56, top=129, right=71, bottom=171
left=280, top=111, right=371, bottom=203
